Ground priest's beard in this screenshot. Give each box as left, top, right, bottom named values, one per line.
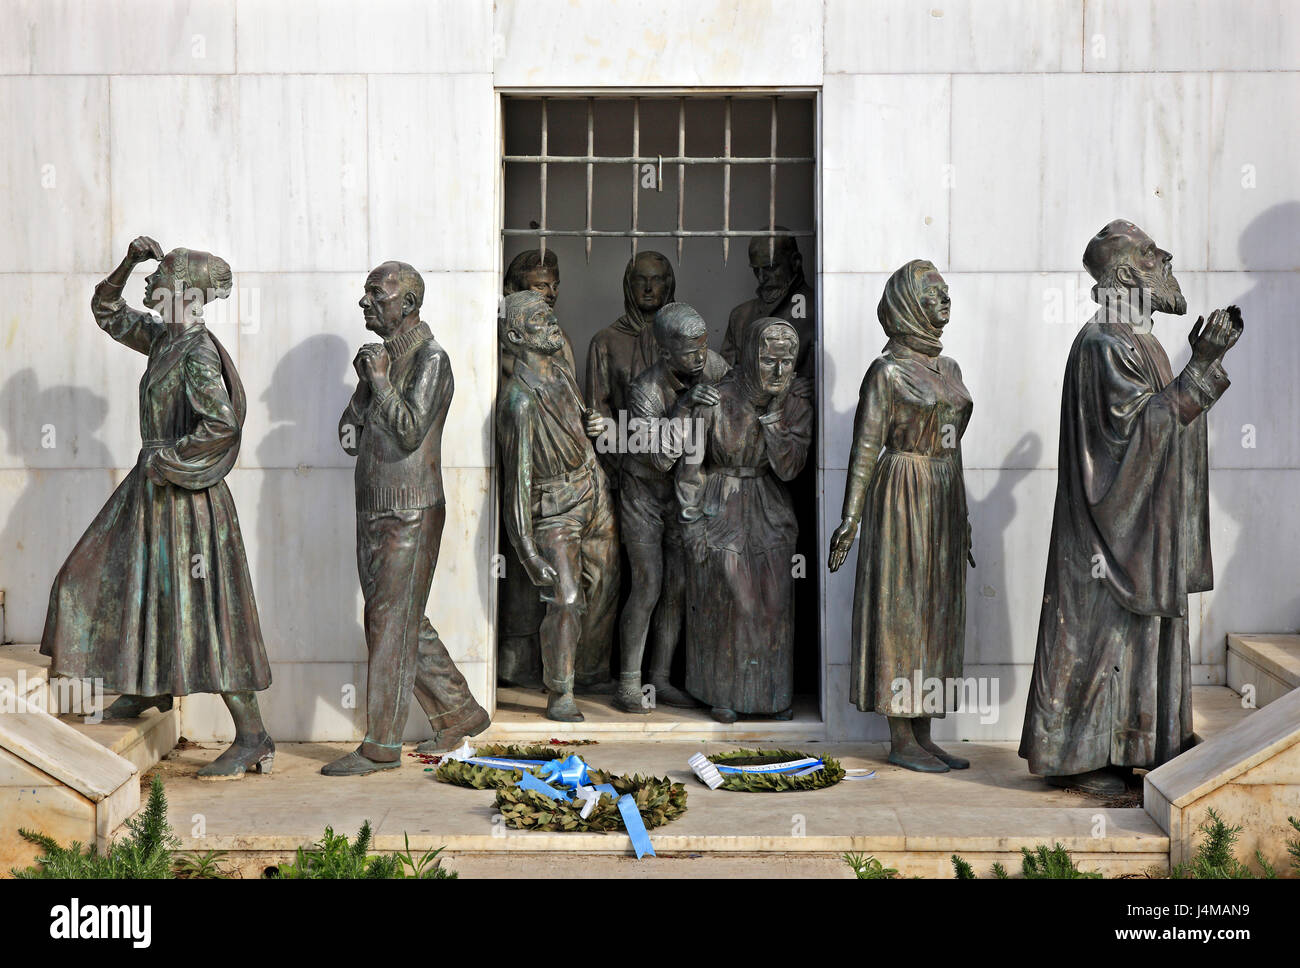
left=1140, top=263, right=1188, bottom=317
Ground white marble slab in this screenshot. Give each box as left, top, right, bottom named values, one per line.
left=492, top=0, right=824, bottom=87
left=421, top=271, right=497, bottom=469
left=236, top=0, right=491, bottom=74
left=234, top=272, right=370, bottom=472
left=0, top=77, right=110, bottom=272
left=1201, top=469, right=1300, bottom=667
left=231, top=75, right=368, bottom=273
left=0, top=273, right=145, bottom=470
left=367, top=74, right=496, bottom=275
left=949, top=73, right=1212, bottom=272
left=825, top=0, right=1083, bottom=74
left=21, top=0, right=235, bottom=74
left=110, top=76, right=237, bottom=266
left=1209, top=73, right=1300, bottom=272
left=1195, top=272, right=1300, bottom=469
left=963, top=467, right=1057, bottom=667
left=0, top=0, right=34, bottom=73
left=0, top=469, right=125, bottom=643
left=1084, top=0, right=1300, bottom=72
left=821, top=74, right=950, bottom=273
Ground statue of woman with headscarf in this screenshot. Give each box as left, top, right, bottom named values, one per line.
left=42, top=235, right=274, bottom=779
left=585, top=251, right=676, bottom=482
left=828, top=260, right=974, bottom=773
left=676, top=318, right=812, bottom=722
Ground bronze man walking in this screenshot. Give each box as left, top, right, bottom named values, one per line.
left=323, top=261, right=489, bottom=776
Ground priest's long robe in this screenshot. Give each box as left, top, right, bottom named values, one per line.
left=1019, top=312, right=1229, bottom=776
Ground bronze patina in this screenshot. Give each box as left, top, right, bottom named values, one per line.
left=829, top=260, right=974, bottom=773
left=323, top=262, right=490, bottom=777
left=41, top=236, right=273, bottom=780
left=1019, top=220, right=1242, bottom=796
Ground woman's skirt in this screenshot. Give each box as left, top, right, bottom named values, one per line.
left=850, top=450, right=968, bottom=716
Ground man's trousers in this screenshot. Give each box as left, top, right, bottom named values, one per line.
left=356, top=505, right=485, bottom=762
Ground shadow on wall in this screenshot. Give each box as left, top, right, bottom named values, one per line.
left=1202, top=201, right=1300, bottom=656
left=255, top=333, right=365, bottom=740
left=0, top=368, right=116, bottom=642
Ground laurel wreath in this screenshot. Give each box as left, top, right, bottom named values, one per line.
left=434, top=744, right=574, bottom=790
left=704, top=748, right=846, bottom=792
left=494, top=769, right=688, bottom=833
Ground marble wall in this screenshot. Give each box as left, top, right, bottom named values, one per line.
left=1, top=0, right=1296, bottom=742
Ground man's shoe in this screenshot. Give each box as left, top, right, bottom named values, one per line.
left=612, top=675, right=651, bottom=715
left=321, top=749, right=400, bottom=777
left=546, top=692, right=584, bottom=722
left=647, top=678, right=696, bottom=708
left=417, top=706, right=492, bottom=754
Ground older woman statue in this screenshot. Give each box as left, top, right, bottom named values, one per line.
left=41, top=235, right=274, bottom=780
left=829, top=259, right=974, bottom=773
left=676, top=318, right=812, bottom=723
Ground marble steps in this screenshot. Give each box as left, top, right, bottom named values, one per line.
left=1227, top=634, right=1300, bottom=711
left=0, top=685, right=140, bottom=873
left=1145, top=685, right=1300, bottom=873
left=0, top=645, right=180, bottom=776
left=0, top=643, right=182, bottom=874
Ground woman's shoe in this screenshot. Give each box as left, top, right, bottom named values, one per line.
left=771, top=707, right=794, bottom=721
left=710, top=706, right=738, bottom=724
left=887, top=748, right=950, bottom=774
left=197, top=733, right=275, bottom=780
left=104, top=694, right=173, bottom=720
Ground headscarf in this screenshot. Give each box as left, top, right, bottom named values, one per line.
left=878, top=259, right=945, bottom=357
left=736, top=317, right=799, bottom=404
left=617, top=251, right=676, bottom=335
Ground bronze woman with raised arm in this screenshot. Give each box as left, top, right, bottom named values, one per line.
left=42, top=235, right=274, bottom=779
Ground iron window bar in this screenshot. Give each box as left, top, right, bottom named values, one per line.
left=505, top=94, right=814, bottom=265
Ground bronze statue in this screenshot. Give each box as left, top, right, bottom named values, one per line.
left=614, top=303, right=728, bottom=713
left=1020, top=220, right=1242, bottom=795
left=41, top=236, right=274, bottom=779
left=724, top=231, right=817, bottom=699
left=721, top=230, right=815, bottom=379
left=497, top=291, right=621, bottom=721
left=829, top=260, right=974, bottom=773
left=497, top=248, right=573, bottom=690
left=586, top=251, right=677, bottom=483
left=323, top=262, right=490, bottom=777
left=677, top=318, right=811, bottom=722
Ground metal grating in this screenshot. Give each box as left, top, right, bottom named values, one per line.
left=503, top=95, right=815, bottom=265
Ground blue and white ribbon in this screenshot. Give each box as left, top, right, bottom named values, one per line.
left=513, top=754, right=657, bottom=860
left=713, top=756, right=824, bottom=776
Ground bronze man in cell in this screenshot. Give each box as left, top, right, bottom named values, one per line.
left=677, top=319, right=812, bottom=722
left=1020, top=220, right=1242, bottom=795
left=496, top=248, right=574, bottom=690
left=42, top=235, right=274, bottom=779
left=721, top=230, right=815, bottom=379
left=497, top=291, right=621, bottom=721
left=613, top=302, right=728, bottom=713
left=828, top=260, right=974, bottom=773
left=323, top=261, right=489, bottom=776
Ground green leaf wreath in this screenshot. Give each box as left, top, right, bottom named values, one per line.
left=494, top=769, right=688, bottom=833
left=704, top=748, right=846, bottom=792
left=435, top=744, right=574, bottom=790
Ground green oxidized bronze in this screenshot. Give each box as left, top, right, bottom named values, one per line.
left=41, top=235, right=273, bottom=780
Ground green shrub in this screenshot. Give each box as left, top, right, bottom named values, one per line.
left=272, top=823, right=456, bottom=879
left=951, top=842, right=1101, bottom=879
left=843, top=852, right=899, bottom=879
left=11, top=775, right=179, bottom=879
